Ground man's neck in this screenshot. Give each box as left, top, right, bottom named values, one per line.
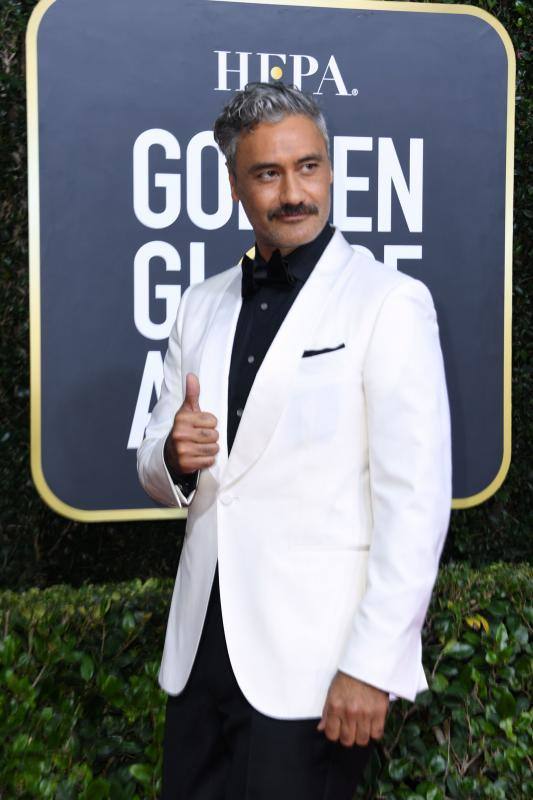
left=255, top=224, right=332, bottom=263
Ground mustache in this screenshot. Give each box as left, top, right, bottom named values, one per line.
left=268, top=203, right=319, bottom=220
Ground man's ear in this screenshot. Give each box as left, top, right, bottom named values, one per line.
left=228, top=168, right=240, bottom=202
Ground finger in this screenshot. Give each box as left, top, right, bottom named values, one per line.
left=183, top=373, right=201, bottom=412
left=173, top=423, right=218, bottom=444
left=339, top=718, right=357, bottom=748
left=354, top=717, right=371, bottom=746
left=192, top=443, right=219, bottom=457
left=324, top=712, right=342, bottom=742
left=180, top=456, right=217, bottom=470
left=191, top=412, right=218, bottom=428
left=187, top=428, right=219, bottom=444
left=316, top=708, right=327, bottom=732
left=176, top=442, right=219, bottom=460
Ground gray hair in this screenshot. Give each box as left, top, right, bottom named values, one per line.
left=213, top=82, right=330, bottom=174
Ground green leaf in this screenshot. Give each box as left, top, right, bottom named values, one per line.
left=439, top=663, right=459, bottom=678
left=40, top=706, right=54, bottom=721
left=388, top=757, right=412, bottom=781
left=12, top=733, right=31, bottom=754
left=443, top=640, right=475, bottom=659
left=446, top=774, right=460, bottom=796
left=0, top=634, right=17, bottom=665
left=122, top=611, right=136, bottom=633
left=444, top=681, right=469, bottom=699
left=463, top=631, right=480, bottom=646
left=495, top=623, right=509, bottom=651
left=512, top=625, right=529, bottom=646
left=129, top=763, right=153, bottom=787
left=486, top=601, right=509, bottom=618
left=499, top=717, right=517, bottom=742
left=515, top=655, right=532, bottom=677
left=100, top=673, right=122, bottom=700
left=80, top=655, right=94, bottom=681
left=431, top=673, right=449, bottom=693
left=471, top=666, right=486, bottom=685
left=494, top=688, right=516, bottom=719
left=428, top=753, right=447, bottom=775
left=83, top=778, right=110, bottom=800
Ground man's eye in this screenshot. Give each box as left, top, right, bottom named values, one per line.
left=258, top=169, right=277, bottom=180
left=302, top=162, right=318, bottom=172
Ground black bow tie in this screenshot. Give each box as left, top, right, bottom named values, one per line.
left=241, top=249, right=296, bottom=298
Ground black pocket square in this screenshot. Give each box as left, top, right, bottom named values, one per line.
left=302, top=344, right=346, bottom=358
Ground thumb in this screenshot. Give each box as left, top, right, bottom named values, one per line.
left=317, top=706, right=327, bottom=731
left=183, top=373, right=201, bottom=412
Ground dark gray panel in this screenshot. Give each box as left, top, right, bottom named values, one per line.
left=35, top=0, right=510, bottom=509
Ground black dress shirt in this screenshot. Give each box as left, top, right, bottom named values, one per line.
left=170, top=223, right=334, bottom=491
left=227, top=223, right=333, bottom=453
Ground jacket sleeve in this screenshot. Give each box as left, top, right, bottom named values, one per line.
left=137, top=286, right=199, bottom=509
left=337, top=278, right=452, bottom=701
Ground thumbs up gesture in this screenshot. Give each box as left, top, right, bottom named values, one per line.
left=164, top=373, right=219, bottom=475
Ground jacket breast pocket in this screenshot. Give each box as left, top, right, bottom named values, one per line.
left=302, top=343, right=345, bottom=358
left=284, top=348, right=352, bottom=448
left=296, top=345, right=349, bottom=387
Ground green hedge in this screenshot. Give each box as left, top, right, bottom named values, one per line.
left=0, top=0, right=532, bottom=589
left=1, top=563, right=531, bottom=799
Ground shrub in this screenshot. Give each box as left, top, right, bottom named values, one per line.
left=0, top=563, right=531, bottom=799
left=0, top=0, right=532, bottom=590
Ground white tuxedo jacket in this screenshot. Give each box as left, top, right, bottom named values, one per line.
left=137, top=229, right=452, bottom=718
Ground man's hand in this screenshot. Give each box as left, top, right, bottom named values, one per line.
left=317, top=671, right=389, bottom=747
left=164, top=373, right=219, bottom=475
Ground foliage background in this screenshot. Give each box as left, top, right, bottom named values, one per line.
left=0, top=0, right=531, bottom=590
left=1, top=563, right=531, bottom=799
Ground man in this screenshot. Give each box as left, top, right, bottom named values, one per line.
left=137, top=82, right=452, bottom=799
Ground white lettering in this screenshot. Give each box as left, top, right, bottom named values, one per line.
left=186, top=131, right=233, bottom=230
left=133, top=129, right=180, bottom=229
left=134, top=241, right=181, bottom=340
left=333, top=136, right=373, bottom=232
left=290, top=54, right=319, bottom=89
left=383, top=245, right=423, bottom=270
left=127, top=350, right=164, bottom=450
left=314, top=55, right=349, bottom=96
left=214, top=50, right=252, bottom=91
left=238, top=202, right=252, bottom=231
left=378, top=138, right=423, bottom=232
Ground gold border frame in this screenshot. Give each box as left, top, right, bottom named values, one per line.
left=27, top=0, right=514, bottom=520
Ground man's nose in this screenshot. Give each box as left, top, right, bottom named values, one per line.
left=279, top=172, right=303, bottom=206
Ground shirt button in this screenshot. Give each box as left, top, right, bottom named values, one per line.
left=247, top=355, right=255, bottom=364
left=236, top=408, right=243, bottom=417
left=260, top=301, right=268, bottom=311
left=220, top=494, right=233, bottom=506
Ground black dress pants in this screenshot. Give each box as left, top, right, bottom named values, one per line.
left=161, top=566, right=374, bottom=800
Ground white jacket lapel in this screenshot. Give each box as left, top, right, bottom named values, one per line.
left=197, top=268, right=242, bottom=486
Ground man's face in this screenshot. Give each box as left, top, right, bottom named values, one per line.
left=228, top=114, right=333, bottom=259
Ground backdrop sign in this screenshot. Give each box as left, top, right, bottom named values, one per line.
left=27, top=0, right=514, bottom=521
